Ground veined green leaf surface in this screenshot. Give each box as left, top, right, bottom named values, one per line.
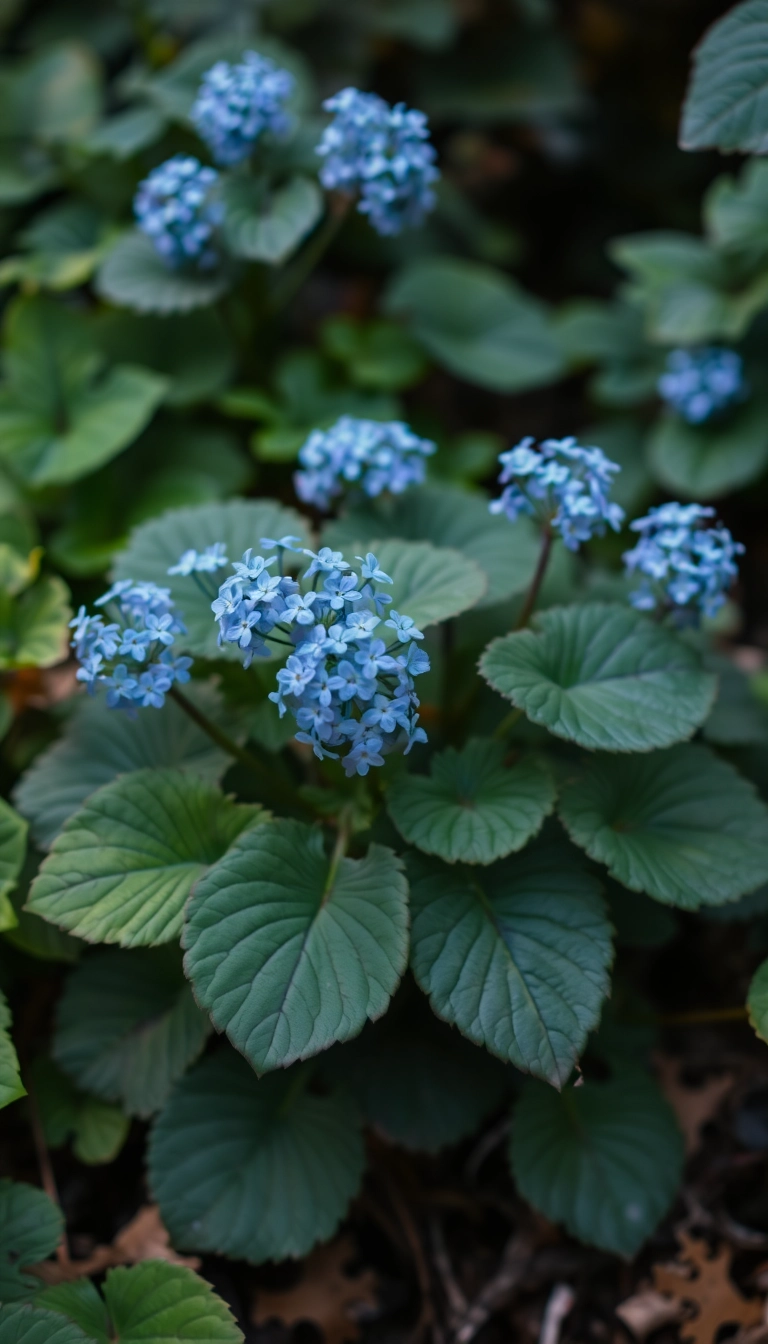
left=184, top=820, right=409, bottom=1071
left=0, top=1179, right=63, bottom=1302
left=26, top=770, right=264, bottom=946
left=480, top=603, right=717, bottom=753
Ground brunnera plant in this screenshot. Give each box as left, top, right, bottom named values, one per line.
left=2, top=3, right=768, bottom=1329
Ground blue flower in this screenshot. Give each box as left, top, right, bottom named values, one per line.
left=659, top=348, right=746, bottom=424
left=317, top=87, right=439, bottom=236
left=134, top=154, right=223, bottom=270
left=212, top=544, right=430, bottom=772
left=623, top=502, right=744, bottom=621
left=168, top=544, right=229, bottom=576
left=489, top=436, right=625, bottom=551
left=70, top=579, right=190, bottom=711
left=295, top=416, right=436, bottom=511
left=260, top=535, right=304, bottom=552
left=385, top=611, right=424, bottom=642
left=192, top=51, right=294, bottom=166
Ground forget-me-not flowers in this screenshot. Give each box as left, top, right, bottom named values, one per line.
left=208, top=539, right=429, bottom=775
left=316, top=87, right=439, bottom=236
left=134, top=155, right=223, bottom=270
left=489, top=436, right=625, bottom=550
left=192, top=50, right=295, bottom=166
left=623, top=502, right=743, bottom=620
left=658, top=348, right=746, bottom=424
left=70, top=581, right=191, bottom=711
left=294, top=416, right=436, bottom=511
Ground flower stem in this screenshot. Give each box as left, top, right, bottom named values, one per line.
left=169, top=686, right=265, bottom=771
left=268, top=192, right=352, bottom=314
left=325, top=805, right=354, bottom=893
left=515, top=527, right=553, bottom=631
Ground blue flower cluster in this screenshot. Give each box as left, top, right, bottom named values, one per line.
left=294, top=416, right=436, bottom=511
left=70, top=581, right=191, bottom=711
left=658, top=347, right=746, bottom=424
left=623, top=502, right=743, bottom=620
left=209, top=540, right=429, bottom=776
left=316, top=87, right=439, bottom=236
left=191, top=51, right=295, bottom=166
left=134, top=155, right=223, bottom=270
left=489, top=436, right=625, bottom=551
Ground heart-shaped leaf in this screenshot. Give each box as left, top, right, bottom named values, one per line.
left=26, top=770, right=264, bottom=946
left=14, top=683, right=232, bottom=850
left=322, top=483, right=540, bottom=607
left=408, top=838, right=612, bottom=1086
left=509, top=1070, right=684, bottom=1256
left=223, top=176, right=322, bottom=265
left=53, top=949, right=210, bottom=1117
left=0, top=993, right=24, bottom=1112
left=97, top=233, right=232, bottom=315
left=387, top=739, right=555, bottom=865
left=385, top=258, right=564, bottom=393
left=680, top=0, right=768, bottom=153
left=558, top=744, right=768, bottom=909
left=149, top=1050, right=365, bottom=1262
left=184, top=820, right=408, bottom=1071
left=647, top=401, right=768, bottom=499
left=480, top=603, right=717, bottom=753
left=370, top=538, right=486, bottom=628
left=0, top=1179, right=63, bottom=1302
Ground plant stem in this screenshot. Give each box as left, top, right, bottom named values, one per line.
left=514, top=527, right=553, bottom=631
left=493, top=706, right=523, bottom=741
left=169, top=686, right=266, bottom=772
left=655, top=1006, right=748, bottom=1026
left=268, top=193, right=352, bottom=314
left=25, top=1071, right=70, bottom=1266
left=325, top=806, right=354, bottom=892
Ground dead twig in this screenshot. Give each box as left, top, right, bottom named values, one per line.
left=538, top=1284, right=576, bottom=1344
left=451, top=1232, right=533, bottom=1344
left=430, top=1218, right=468, bottom=1328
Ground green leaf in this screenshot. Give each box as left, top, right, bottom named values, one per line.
left=0, top=145, right=58, bottom=205
left=704, top=655, right=768, bottom=747
left=97, top=233, right=232, bottom=315
left=36, top=1280, right=109, bottom=1343
left=0, top=297, right=167, bottom=487
left=149, top=1050, right=365, bottom=1262
left=480, top=603, right=717, bottom=754
left=223, top=176, right=323, bottom=265
left=326, top=1013, right=510, bottom=1153
left=0, top=576, right=72, bottom=670
left=385, top=258, right=564, bottom=393
left=607, top=884, right=677, bottom=949
left=705, top=159, right=768, bottom=260
left=323, top=484, right=540, bottom=608
left=509, top=1070, right=684, bottom=1256
left=0, top=1304, right=91, bottom=1343
left=103, top=1262, right=243, bottom=1343
left=72, top=1098, right=129, bottom=1165
left=647, top=401, right=768, bottom=500
left=113, top=499, right=310, bottom=661
left=0, top=1178, right=63, bottom=1302
left=184, top=820, right=408, bottom=1072
left=0, top=991, right=24, bottom=1111
left=680, top=0, right=768, bottom=153
left=748, top=959, right=768, bottom=1044
left=54, top=949, right=210, bottom=1117
left=321, top=316, right=427, bottom=392
left=387, top=740, right=555, bottom=865
left=26, top=769, right=264, bottom=947
left=558, top=744, right=768, bottom=910
left=371, top=538, right=486, bottom=628
left=0, top=800, right=26, bottom=913
left=142, top=32, right=311, bottom=124
left=81, top=105, right=167, bottom=159
left=408, top=838, right=612, bottom=1086
left=36, top=1264, right=244, bottom=1344
left=14, top=684, right=232, bottom=851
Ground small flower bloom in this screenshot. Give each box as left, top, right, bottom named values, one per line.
left=659, top=348, right=746, bottom=424
left=344, top=734, right=385, bottom=777
left=385, top=611, right=424, bottom=642
left=295, top=416, right=436, bottom=512
left=623, top=501, right=744, bottom=620
left=489, top=435, right=625, bottom=551
left=134, top=154, right=223, bottom=270
left=317, top=87, right=439, bottom=236
left=357, top=553, right=393, bottom=584
left=260, top=535, right=304, bottom=552
left=168, top=544, right=229, bottom=576
left=303, top=546, right=349, bottom=579
left=192, top=50, right=294, bottom=166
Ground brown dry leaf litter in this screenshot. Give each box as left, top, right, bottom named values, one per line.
left=29, top=1203, right=199, bottom=1284
left=654, top=1055, right=735, bottom=1156
left=252, top=1235, right=379, bottom=1344
left=619, top=1232, right=764, bottom=1344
